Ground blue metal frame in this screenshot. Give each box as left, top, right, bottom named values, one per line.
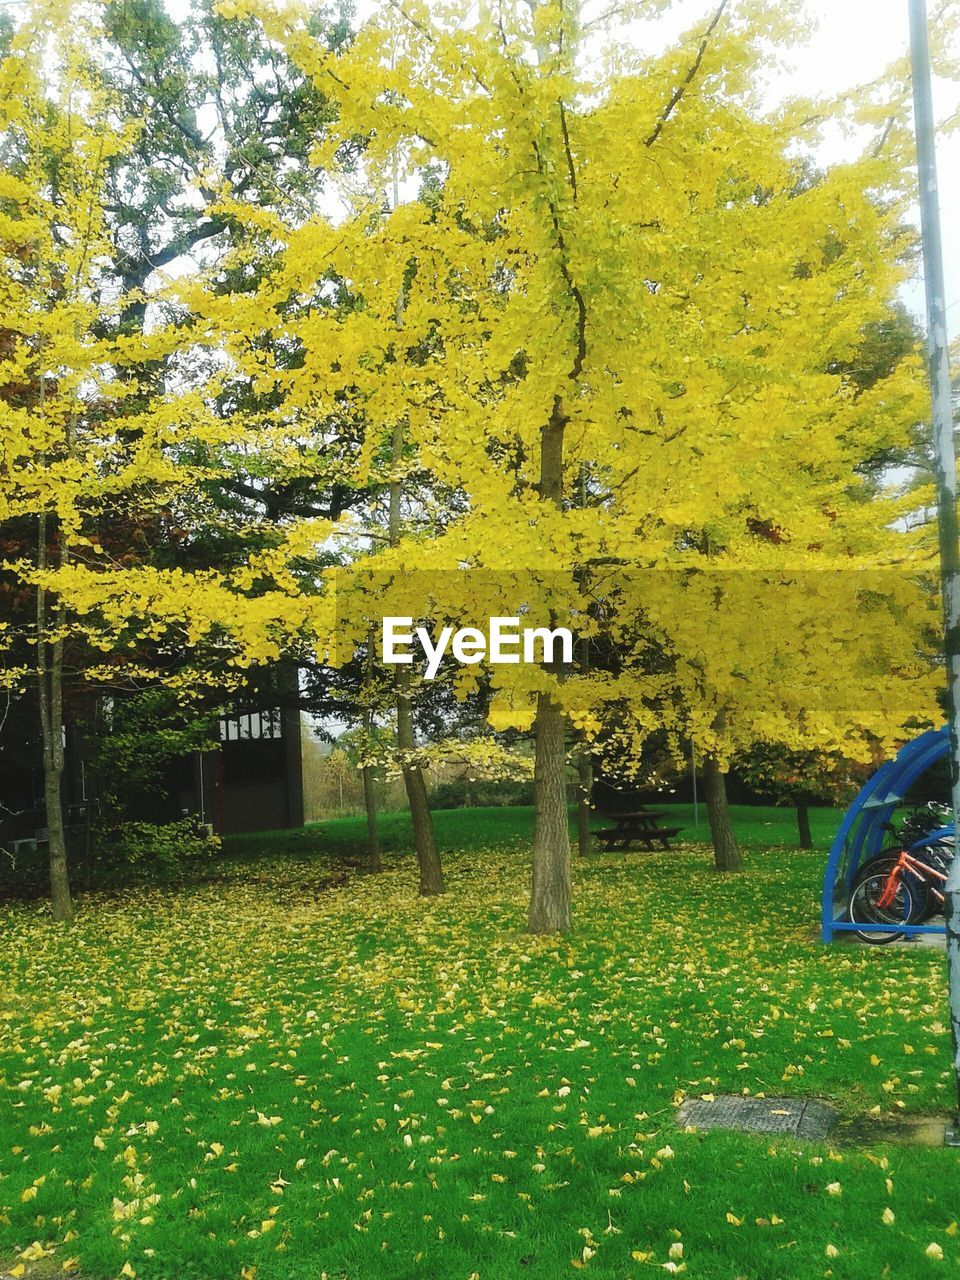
left=821, top=726, right=950, bottom=941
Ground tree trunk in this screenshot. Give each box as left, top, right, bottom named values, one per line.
left=388, top=419, right=443, bottom=895
left=361, top=695, right=382, bottom=874
left=524, top=54, right=586, bottom=926
left=527, top=400, right=573, bottom=932
left=361, top=762, right=381, bottom=872
left=43, top=756, right=72, bottom=920
left=576, top=745, right=592, bottom=857
left=36, top=510, right=73, bottom=922
left=396, top=682, right=444, bottom=895
left=702, top=756, right=742, bottom=873
left=796, top=797, right=813, bottom=850
left=528, top=403, right=572, bottom=932
left=361, top=641, right=382, bottom=872
left=38, top=640, right=72, bottom=921
left=528, top=690, right=572, bottom=932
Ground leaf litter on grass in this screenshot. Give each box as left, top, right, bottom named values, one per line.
left=1, top=845, right=958, bottom=1279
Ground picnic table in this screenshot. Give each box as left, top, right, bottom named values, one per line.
left=595, top=808, right=682, bottom=852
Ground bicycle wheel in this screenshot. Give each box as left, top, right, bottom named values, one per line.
left=848, top=857, right=917, bottom=945
left=861, top=849, right=932, bottom=921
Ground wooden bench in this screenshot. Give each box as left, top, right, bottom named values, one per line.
left=595, top=809, right=682, bottom=852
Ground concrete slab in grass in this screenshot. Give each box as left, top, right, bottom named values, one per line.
left=677, top=1095, right=838, bottom=1140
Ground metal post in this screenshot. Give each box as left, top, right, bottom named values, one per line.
left=908, top=0, right=960, bottom=1143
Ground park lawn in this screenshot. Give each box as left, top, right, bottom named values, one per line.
left=1, top=829, right=958, bottom=1280
left=222, top=800, right=842, bottom=863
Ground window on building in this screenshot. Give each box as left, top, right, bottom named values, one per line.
left=218, top=709, right=284, bottom=743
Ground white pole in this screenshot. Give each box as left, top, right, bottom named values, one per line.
left=908, top=0, right=960, bottom=1139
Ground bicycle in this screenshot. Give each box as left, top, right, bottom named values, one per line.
left=847, top=804, right=954, bottom=944
left=895, top=801, right=952, bottom=850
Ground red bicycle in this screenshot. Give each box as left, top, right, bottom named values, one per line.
left=848, top=825, right=953, bottom=945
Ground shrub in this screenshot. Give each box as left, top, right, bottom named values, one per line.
left=80, top=818, right=220, bottom=887
left=431, top=778, right=535, bottom=809
left=0, top=818, right=220, bottom=899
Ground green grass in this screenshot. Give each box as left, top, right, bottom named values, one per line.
left=1, top=811, right=958, bottom=1280
left=222, top=800, right=842, bottom=864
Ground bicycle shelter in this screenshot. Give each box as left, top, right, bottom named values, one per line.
left=822, top=726, right=950, bottom=941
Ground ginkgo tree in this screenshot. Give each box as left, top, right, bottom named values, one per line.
left=210, top=0, right=951, bottom=930
left=12, top=0, right=952, bottom=929
left=0, top=12, right=339, bottom=919
left=0, top=25, right=152, bottom=921
left=588, top=562, right=943, bottom=869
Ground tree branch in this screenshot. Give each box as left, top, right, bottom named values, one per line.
left=645, top=0, right=729, bottom=148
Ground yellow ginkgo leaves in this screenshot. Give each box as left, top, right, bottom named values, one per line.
left=1, top=841, right=959, bottom=1276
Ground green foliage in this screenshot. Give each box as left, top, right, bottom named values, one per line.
left=82, top=818, right=219, bottom=886
left=738, top=743, right=873, bottom=807
left=336, top=722, right=397, bottom=768
left=87, top=692, right=216, bottom=823
left=0, top=817, right=219, bottom=897
left=431, top=777, right=535, bottom=809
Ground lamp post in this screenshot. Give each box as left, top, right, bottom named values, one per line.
left=907, top=0, right=960, bottom=1143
